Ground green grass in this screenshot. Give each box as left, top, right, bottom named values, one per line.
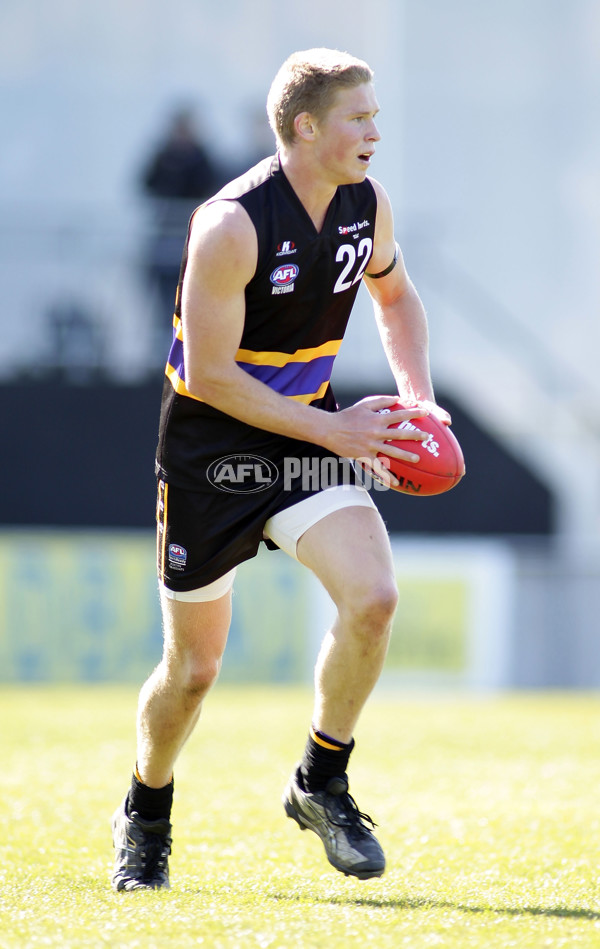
left=1, top=686, right=600, bottom=948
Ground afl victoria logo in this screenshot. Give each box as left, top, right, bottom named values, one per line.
left=168, top=544, right=187, bottom=568
left=270, top=264, right=299, bottom=287
left=207, top=454, right=279, bottom=494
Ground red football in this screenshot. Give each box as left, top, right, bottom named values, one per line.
left=366, top=402, right=465, bottom=496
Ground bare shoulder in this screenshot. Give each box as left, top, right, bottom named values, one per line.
left=365, top=176, right=396, bottom=276
left=188, top=199, right=258, bottom=285
left=366, top=176, right=394, bottom=224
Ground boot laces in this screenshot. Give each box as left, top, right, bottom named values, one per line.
left=325, top=789, right=377, bottom=838
left=140, top=830, right=172, bottom=878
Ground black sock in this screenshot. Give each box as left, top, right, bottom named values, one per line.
left=127, top=771, right=174, bottom=823
left=300, top=726, right=355, bottom=793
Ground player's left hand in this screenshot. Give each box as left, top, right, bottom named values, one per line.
left=413, top=399, right=452, bottom=426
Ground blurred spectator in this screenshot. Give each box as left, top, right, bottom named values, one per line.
left=142, top=107, right=220, bottom=201
left=140, top=107, right=225, bottom=359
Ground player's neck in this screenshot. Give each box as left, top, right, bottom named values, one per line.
left=279, top=150, right=337, bottom=234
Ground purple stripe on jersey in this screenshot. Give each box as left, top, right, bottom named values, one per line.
left=166, top=335, right=334, bottom=399
left=168, top=335, right=185, bottom=380
left=237, top=354, right=336, bottom=396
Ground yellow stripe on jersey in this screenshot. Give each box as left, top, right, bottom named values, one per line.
left=173, top=314, right=184, bottom=341
left=235, top=339, right=343, bottom=367
left=171, top=321, right=341, bottom=368
left=287, top=380, right=331, bottom=403
left=165, top=367, right=331, bottom=406
left=165, top=363, right=203, bottom=401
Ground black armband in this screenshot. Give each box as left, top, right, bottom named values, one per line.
left=365, top=242, right=399, bottom=279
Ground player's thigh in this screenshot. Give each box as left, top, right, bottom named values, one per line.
left=159, top=586, right=233, bottom=670
left=296, top=505, right=397, bottom=612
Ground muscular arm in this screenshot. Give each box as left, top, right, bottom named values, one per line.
left=181, top=201, right=322, bottom=438
left=181, top=199, right=427, bottom=468
left=364, top=178, right=438, bottom=407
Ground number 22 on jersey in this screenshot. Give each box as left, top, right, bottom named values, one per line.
left=333, top=238, right=373, bottom=294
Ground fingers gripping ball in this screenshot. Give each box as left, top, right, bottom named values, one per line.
left=375, top=403, right=465, bottom=496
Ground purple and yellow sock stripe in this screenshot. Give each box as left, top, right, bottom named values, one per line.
left=310, top=725, right=351, bottom=751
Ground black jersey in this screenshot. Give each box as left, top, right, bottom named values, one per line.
left=156, top=153, right=378, bottom=490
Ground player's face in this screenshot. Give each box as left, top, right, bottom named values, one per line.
left=313, top=83, right=381, bottom=184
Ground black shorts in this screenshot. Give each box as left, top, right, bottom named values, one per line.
left=156, top=454, right=365, bottom=593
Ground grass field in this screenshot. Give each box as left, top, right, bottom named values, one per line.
left=1, top=685, right=600, bottom=948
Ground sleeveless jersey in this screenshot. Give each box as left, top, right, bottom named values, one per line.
left=156, top=154, right=378, bottom=490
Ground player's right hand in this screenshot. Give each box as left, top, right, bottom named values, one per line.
left=324, top=395, right=428, bottom=465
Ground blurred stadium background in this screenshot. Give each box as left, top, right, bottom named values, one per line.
left=1, top=0, right=599, bottom=688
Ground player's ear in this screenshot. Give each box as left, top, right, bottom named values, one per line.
left=294, top=112, right=316, bottom=142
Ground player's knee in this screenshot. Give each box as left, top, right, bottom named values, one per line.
left=164, top=652, right=221, bottom=701
left=342, top=578, right=398, bottom=634
left=184, top=657, right=222, bottom=698
left=367, top=582, right=399, bottom=629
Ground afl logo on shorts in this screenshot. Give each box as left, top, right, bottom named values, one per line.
left=270, top=263, right=299, bottom=295
left=168, top=544, right=187, bottom=569
left=207, top=454, right=279, bottom=494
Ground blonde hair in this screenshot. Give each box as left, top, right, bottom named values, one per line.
left=267, top=48, right=374, bottom=147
